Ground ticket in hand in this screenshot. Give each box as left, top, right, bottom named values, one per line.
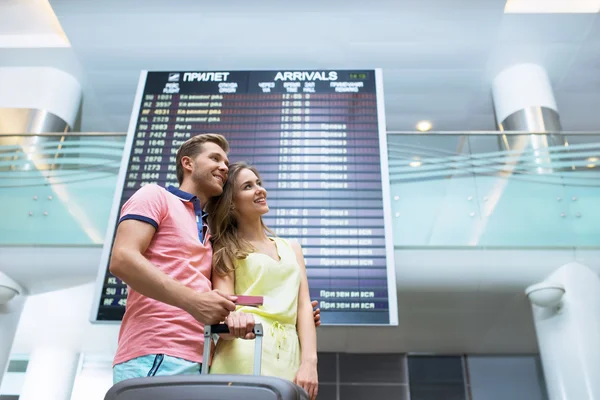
left=235, top=295, right=264, bottom=307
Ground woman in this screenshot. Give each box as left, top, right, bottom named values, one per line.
left=205, top=161, right=318, bottom=399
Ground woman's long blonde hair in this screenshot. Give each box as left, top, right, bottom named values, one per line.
left=206, top=161, right=275, bottom=276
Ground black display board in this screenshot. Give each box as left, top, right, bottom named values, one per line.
left=91, top=69, right=397, bottom=325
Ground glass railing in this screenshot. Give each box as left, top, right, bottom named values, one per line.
left=387, top=132, right=600, bottom=247
left=0, top=134, right=125, bottom=245
left=1, top=132, right=599, bottom=248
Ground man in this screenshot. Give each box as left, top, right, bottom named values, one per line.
left=110, top=133, right=320, bottom=383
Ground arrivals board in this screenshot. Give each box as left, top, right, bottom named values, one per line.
left=91, top=69, right=397, bottom=325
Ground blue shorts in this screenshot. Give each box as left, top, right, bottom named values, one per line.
left=113, top=354, right=203, bottom=384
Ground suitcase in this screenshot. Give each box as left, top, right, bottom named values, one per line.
left=104, top=323, right=310, bottom=399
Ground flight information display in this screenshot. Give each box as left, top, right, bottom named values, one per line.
left=91, top=69, right=397, bottom=325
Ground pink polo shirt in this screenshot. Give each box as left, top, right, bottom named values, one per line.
left=112, top=183, right=213, bottom=366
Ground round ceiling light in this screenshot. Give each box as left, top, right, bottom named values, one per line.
left=416, top=121, right=432, bottom=132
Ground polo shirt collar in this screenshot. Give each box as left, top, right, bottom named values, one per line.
left=167, top=185, right=209, bottom=220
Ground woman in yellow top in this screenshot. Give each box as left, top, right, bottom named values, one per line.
left=206, top=162, right=318, bottom=399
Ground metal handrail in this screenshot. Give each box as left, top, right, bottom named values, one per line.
left=1, top=130, right=600, bottom=137
left=0, top=132, right=127, bottom=137
left=386, top=130, right=600, bottom=135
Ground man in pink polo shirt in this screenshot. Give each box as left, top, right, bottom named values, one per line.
left=109, top=134, right=256, bottom=382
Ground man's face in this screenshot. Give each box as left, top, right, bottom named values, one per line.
left=187, top=142, right=229, bottom=199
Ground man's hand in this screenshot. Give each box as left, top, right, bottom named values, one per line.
left=224, top=312, right=256, bottom=339
left=311, top=300, right=321, bottom=327
left=183, top=290, right=237, bottom=325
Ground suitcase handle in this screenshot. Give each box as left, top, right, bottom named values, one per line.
left=207, top=323, right=263, bottom=335
left=201, top=323, right=263, bottom=376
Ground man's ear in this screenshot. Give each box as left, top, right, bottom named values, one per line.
left=181, top=155, right=193, bottom=173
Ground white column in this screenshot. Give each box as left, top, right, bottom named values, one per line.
left=0, top=271, right=26, bottom=382
left=525, top=261, right=600, bottom=400
left=19, top=347, right=80, bottom=400
left=490, top=64, right=564, bottom=186
left=492, top=63, right=560, bottom=130
left=13, top=283, right=91, bottom=400
left=0, top=67, right=82, bottom=130
left=0, top=295, right=26, bottom=379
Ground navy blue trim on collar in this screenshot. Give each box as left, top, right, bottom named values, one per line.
left=167, top=185, right=210, bottom=244
left=167, top=185, right=209, bottom=221
left=167, top=185, right=195, bottom=202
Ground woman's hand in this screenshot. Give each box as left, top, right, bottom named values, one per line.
left=222, top=312, right=255, bottom=340
left=294, top=360, right=318, bottom=399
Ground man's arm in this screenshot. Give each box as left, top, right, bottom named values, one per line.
left=109, top=219, right=236, bottom=325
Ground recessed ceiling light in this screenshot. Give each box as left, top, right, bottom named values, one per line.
left=505, top=0, right=600, bottom=13
left=416, top=121, right=432, bottom=132
left=588, top=157, right=598, bottom=162
left=409, top=161, right=422, bottom=168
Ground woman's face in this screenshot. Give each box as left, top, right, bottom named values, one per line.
left=232, top=168, right=269, bottom=218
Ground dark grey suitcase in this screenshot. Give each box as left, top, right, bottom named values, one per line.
left=104, top=323, right=310, bottom=399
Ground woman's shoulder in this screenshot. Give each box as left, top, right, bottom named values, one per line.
left=271, top=236, right=302, bottom=254
left=271, top=235, right=291, bottom=247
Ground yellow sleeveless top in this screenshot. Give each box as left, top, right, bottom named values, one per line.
left=209, top=237, right=301, bottom=381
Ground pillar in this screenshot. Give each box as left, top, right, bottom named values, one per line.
left=0, top=67, right=83, bottom=389
left=0, top=296, right=26, bottom=378
left=0, top=66, right=81, bottom=133
left=491, top=63, right=566, bottom=174
left=0, top=272, right=25, bottom=381
left=492, top=63, right=561, bottom=132
left=525, top=262, right=600, bottom=400
left=13, top=283, right=92, bottom=400
left=18, top=348, right=80, bottom=400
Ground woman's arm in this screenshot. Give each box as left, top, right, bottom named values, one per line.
left=212, top=269, right=255, bottom=340
left=291, top=240, right=318, bottom=399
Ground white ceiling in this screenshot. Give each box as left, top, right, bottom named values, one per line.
left=3, top=0, right=600, bottom=355
left=2, top=1, right=600, bottom=132
left=0, top=0, right=68, bottom=47
left=29, top=0, right=600, bottom=133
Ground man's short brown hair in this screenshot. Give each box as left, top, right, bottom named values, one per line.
left=175, top=134, right=229, bottom=184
